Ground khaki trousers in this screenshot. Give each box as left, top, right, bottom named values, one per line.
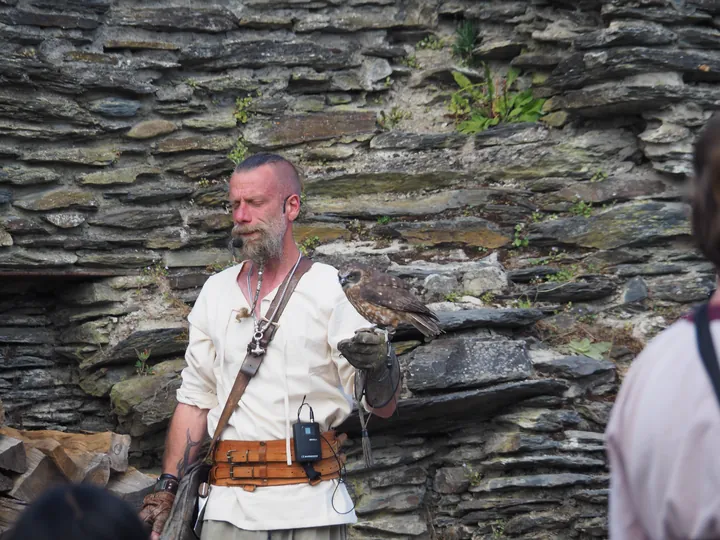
left=200, top=520, right=347, bottom=540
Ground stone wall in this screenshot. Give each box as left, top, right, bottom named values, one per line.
left=2, top=0, right=719, bottom=537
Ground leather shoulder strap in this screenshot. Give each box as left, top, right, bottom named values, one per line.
left=695, top=303, right=720, bottom=410
left=204, top=257, right=314, bottom=459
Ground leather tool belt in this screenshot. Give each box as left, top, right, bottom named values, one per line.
left=210, top=430, right=347, bottom=491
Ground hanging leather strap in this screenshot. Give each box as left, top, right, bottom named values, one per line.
left=695, top=303, right=720, bottom=410
left=202, top=256, right=314, bottom=463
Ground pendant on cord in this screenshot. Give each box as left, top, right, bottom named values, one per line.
left=249, top=329, right=266, bottom=356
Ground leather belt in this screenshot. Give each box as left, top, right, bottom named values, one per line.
left=210, top=431, right=346, bottom=491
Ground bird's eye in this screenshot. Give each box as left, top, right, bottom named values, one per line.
left=350, top=270, right=361, bottom=281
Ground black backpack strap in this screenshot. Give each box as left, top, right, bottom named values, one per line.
left=695, top=302, right=720, bottom=408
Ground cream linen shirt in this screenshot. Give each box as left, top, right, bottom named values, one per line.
left=176, top=261, right=371, bottom=531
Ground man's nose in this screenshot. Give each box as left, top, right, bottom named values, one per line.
left=233, top=203, right=251, bottom=223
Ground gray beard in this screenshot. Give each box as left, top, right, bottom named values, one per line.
left=230, top=221, right=286, bottom=265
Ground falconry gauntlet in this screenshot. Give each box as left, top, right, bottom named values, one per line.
left=339, top=329, right=401, bottom=409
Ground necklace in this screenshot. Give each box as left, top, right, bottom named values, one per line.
left=245, top=253, right=303, bottom=356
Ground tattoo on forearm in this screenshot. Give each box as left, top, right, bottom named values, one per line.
left=176, top=429, right=201, bottom=478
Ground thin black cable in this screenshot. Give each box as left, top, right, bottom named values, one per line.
left=297, top=394, right=314, bottom=422
left=320, top=433, right=355, bottom=515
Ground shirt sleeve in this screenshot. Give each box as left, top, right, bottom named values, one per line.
left=327, top=290, right=374, bottom=404
left=176, top=284, right=219, bottom=410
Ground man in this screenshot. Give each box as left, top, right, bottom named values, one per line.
left=139, top=154, right=400, bottom=540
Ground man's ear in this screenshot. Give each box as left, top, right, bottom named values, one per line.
left=284, top=193, right=301, bottom=221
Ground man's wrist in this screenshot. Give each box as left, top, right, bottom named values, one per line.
left=153, top=473, right=179, bottom=495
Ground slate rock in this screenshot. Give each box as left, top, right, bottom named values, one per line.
left=21, top=147, right=119, bottom=166
left=511, top=52, right=565, bottom=69
left=650, top=275, right=715, bottom=303
left=44, top=213, right=86, bottom=229
left=534, top=356, right=616, bottom=379
left=87, top=98, right=141, bottom=118
left=110, top=7, right=236, bottom=32
left=0, top=165, right=59, bottom=185
left=462, top=265, right=508, bottom=294
left=505, top=511, right=574, bottom=535
left=470, top=473, right=606, bottom=493
left=392, top=218, right=510, bottom=249
left=166, top=154, right=234, bottom=180
left=340, top=379, right=568, bottom=435
left=76, top=251, right=156, bottom=268
left=496, top=408, right=582, bottom=432
left=245, top=111, right=376, bottom=149
left=79, top=167, right=161, bottom=186
left=407, top=338, right=532, bottom=393
left=181, top=40, right=354, bottom=71
left=542, top=173, right=669, bottom=206
left=530, top=202, right=690, bottom=250
left=574, top=20, right=676, bottom=49
left=677, top=26, right=720, bottom=48
left=13, top=189, right=98, bottom=212
left=481, top=454, right=606, bottom=470
left=369, top=131, right=466, bottom=150
left=354, top=513, right=427, bottom=536
left=422, top=274, right=458, bottom=303
left=394, top=308, right=543, bottom=340
left=434, top=467, right=470, bottom=494
left=615, top=263, right=686, bottom=277
left=573, top=489, right=609, bottom=504
left=84, top=326, right=187, bottom=369
left=367, top=465, right=427, bottom=488
left=511, top=279, right=615, bottom=303
left=345, top=446, right=435, bottom=474
left=0, top=327, right=54, bottom=345
left=472, top=39, right=523, bottom=60
left=601, top=1, right=712, bottom=23
left=508, top=267, right=560, bottom=283
left=110, top=359, right=185, bottom=436
left=574, top=516, right=608, bottom=536
left=0, top=229, right=12, bottom=246
left=153, top=134, right=234, bottom=154
left=183, top=112, right=236, bottom=132
left=0, top=189, right=12, bottom=205
left=355, top=485, right=425, bottom=515
left=0, top=248, right=78, bottom=268
left=0, top=8, right=100, bottom=29
left=623, top=276, right=648, bottom=303
left=88, top=209, right=182, bottom=230
left=103, top=187, right=194, bottom=206
left=126, top=120, right=177, bottom=139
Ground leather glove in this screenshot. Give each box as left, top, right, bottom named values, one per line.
left=338, top=328, right=388, bottom=372
left=139, top=491, right=175, bottom=537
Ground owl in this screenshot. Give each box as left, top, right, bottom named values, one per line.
left=339, top=263, right=443, bottom=339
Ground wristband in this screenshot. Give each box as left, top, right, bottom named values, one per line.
left=154, top=473, right=179, bottom=495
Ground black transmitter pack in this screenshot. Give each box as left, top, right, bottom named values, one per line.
left=294, top=395, right=322, bottom=464
left=293, top=421, right=322, bottom=463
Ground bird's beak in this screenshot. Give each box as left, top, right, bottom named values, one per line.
left=338, top=272, right=348, bottom=287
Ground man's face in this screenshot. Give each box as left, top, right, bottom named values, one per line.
left=229, top=165, right=288, bottom=264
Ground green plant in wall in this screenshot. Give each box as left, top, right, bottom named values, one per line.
left=416, top=35, right=445, bottom=50
left=511, top=223, right=529, bottom=248
left=135, top=348, right=154, bottom=377
left=452, top=20, right=478, bottom=63
left=449, top=67, right=546, bottom=134
left=299, top=235, right=321, bottom=256
left=563, top=338, right=612, bottom=361
left=228, top=138, right=249, bottom=165
left=401, top=54, right=421, bottom=69
left=569, top=200, right=593, bottom=218
left=378, top=107, right=412, bottom=130
left=234, top=95, right=254, bottom=124
left=377, top=215, right=392, bottom=225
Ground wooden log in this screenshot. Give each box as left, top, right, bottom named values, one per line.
left=8, top=448, right=66, bottom=503
left=107, top=467, right=156, bottom=511
left=0, top=473, right=12, bottom=493
left=0, top=437, right=26, bottom=475
left=0, top=427, right=130, bottom=473
left=21, top=438, right=110, bottom=486
left=0, top=496, right=28, bottom=536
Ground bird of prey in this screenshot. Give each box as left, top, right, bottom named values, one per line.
left=338, top=263, right=443, bottom=339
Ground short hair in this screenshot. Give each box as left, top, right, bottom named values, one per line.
left=691, top=113, right=720, bottom=270
left=233, top=153, right=302, bottom=197
left=6, top=484, right=148, bottom=540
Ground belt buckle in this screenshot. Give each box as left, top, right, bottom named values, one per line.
left=229, top=464, right=241, bottom=480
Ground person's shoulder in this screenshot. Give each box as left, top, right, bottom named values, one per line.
left=303, top=261, right=345, bottom=300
